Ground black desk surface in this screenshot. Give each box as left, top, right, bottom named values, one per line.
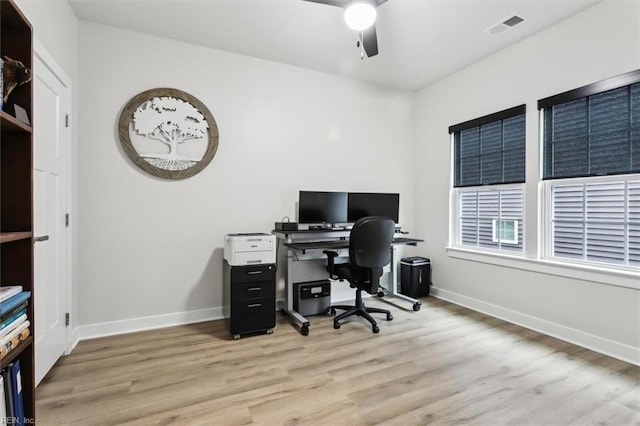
left=284, top=236, right=423, bottom=251
left=273, top=227, right=405, bottom=236
left=272, top=228, right=350, bottom=235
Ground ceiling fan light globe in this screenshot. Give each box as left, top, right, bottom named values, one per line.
left=344, top=3, right=377, bottom=31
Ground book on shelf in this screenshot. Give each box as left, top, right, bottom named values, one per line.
left=0, top=374, right=5, bottom=420
left=0, top=308, right=26, bottom=330
left=0, top=321, right=29, bottom=347
left=0, top=292, right=31, bottom=317
left=0, top=302, right=28, bottom=325
left=8, top=360, right=24, bottom=426
left=2, top=368, right=14, bottom=420
left=0, top=312, right=27, bottom=339
left=0, top=326, right=30, bottom=360
left=0, top=365, right=23, bottom=422
left=0, top=286, right=22, bottom=303
left=0, top=294, right=30, bottom=358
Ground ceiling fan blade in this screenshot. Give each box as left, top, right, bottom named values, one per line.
left=362, top=25, right=379, bottom=57
left=303, top=0, right=386, bottom=8
left=302, top=0, right=348, bottom=7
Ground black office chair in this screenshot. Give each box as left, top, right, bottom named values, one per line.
left=323, top=216, right=395, bottom=333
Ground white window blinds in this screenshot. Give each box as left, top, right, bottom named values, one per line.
left=551, top=179, right=639, bottom=267
left=459, top=186, right=523, bottom=253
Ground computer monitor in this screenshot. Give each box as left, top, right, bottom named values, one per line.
left=347, top=192, right=400, bottom=223
left=298, top=191, right=348, bottom=224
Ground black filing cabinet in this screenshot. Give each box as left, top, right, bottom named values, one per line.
left=224, top=262, right=276, bottom=339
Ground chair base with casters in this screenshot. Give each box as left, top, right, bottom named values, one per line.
left=330, top=287, right=392, bottom=333
left=322, top=216, right=397, bottom=334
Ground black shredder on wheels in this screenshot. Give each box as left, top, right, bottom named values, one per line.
left=400, top=257, right=431, bottom=298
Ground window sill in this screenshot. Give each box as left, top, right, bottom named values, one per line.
left=446, top=246, right=640, bottom=290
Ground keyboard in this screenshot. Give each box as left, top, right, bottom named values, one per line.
left=284, top=237, right=422, bottom=252
left=284, top=240, right=349, bottom=250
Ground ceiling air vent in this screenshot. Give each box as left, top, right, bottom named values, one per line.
left=486, top=14, right=526, bottom=36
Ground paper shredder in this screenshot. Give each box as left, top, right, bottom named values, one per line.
left=400, top=257, right=431, bottom=298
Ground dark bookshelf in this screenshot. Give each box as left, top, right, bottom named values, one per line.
left=0, top=0, right=35, bottom=421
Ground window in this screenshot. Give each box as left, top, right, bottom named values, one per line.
left=458, top=186, right=523, bottom=252
left=547, top=178, right=639, bottom=267
left=493, top=219, right=518, bottom=244
left=450, top=105, right=526, bottom=254
left=539, top=69, right=640, bottom=270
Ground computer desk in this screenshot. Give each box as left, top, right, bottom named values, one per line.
left=272, top=228, right=424, bottom=336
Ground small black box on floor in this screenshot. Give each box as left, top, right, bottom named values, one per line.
left=294, top=280, right=331, bottom=316
left=400, top=257, right=431, bottom=298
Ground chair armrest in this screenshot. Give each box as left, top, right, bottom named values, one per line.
left=323, top=250, right=339, bottom=280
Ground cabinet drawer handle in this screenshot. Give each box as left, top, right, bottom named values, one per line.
left=247, top=303, right=262, bottom=308
left=247, top=271, right=263, bottom=275
left=247, top=287, right=262, bottom=291
left=34, top=235, right=50, bottom=243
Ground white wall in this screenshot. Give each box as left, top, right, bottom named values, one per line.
left=76, top=22, right=415, bottom=337
left=15, top=0, right=78, bottom=78
left=413, top=1, right=640, bottom=364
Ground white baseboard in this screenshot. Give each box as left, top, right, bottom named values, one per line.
left=431, top=287, right=640, bottom=366
left=67, top=327, right=81, bottom=355
left=76, top=295, right=356, bottom=345
left=75, top=307, right=225, bottom=341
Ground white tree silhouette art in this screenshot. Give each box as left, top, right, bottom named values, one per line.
left=132, top=96, right=209, bottom=170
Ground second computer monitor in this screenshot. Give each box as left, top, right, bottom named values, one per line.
left=298, top=191, right=348, bottom=224
left=348, top=192, right=400, bottom=223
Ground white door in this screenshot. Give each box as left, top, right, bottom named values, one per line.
left=33, top=48, right=69, bottom=385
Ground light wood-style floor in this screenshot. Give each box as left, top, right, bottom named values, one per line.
left=36, top=298, right=639, bottom=425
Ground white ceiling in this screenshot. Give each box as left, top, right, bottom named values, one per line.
left=68, top=0, right=599, bottom=90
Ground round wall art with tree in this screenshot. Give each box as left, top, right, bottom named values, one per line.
left=118, top=88, right=219, bottom=179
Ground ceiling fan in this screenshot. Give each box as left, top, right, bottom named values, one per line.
left=304, top=0, right=389, bottom=59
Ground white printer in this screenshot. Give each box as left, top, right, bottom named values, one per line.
left=223, top=233, right=276, bottom=266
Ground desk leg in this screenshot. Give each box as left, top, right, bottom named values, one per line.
left=278, top=301, right=310, bottom=336
left=281, top=241, right=311, bottom=335
left=377, top=245, right=422, bottom=311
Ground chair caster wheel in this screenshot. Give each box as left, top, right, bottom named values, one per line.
left=413, top=302, right=421, bottom=311
left=301, top=324, right=309, bottom=336
left=330, top=307, right=336, bottom=316
left=377, top=291, right=385, bottom=297
left=372, top=325, right=380, bottom=333
left=386, top=313, right=393, bottom=321
left=333, top=322, right=341, bottom=329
